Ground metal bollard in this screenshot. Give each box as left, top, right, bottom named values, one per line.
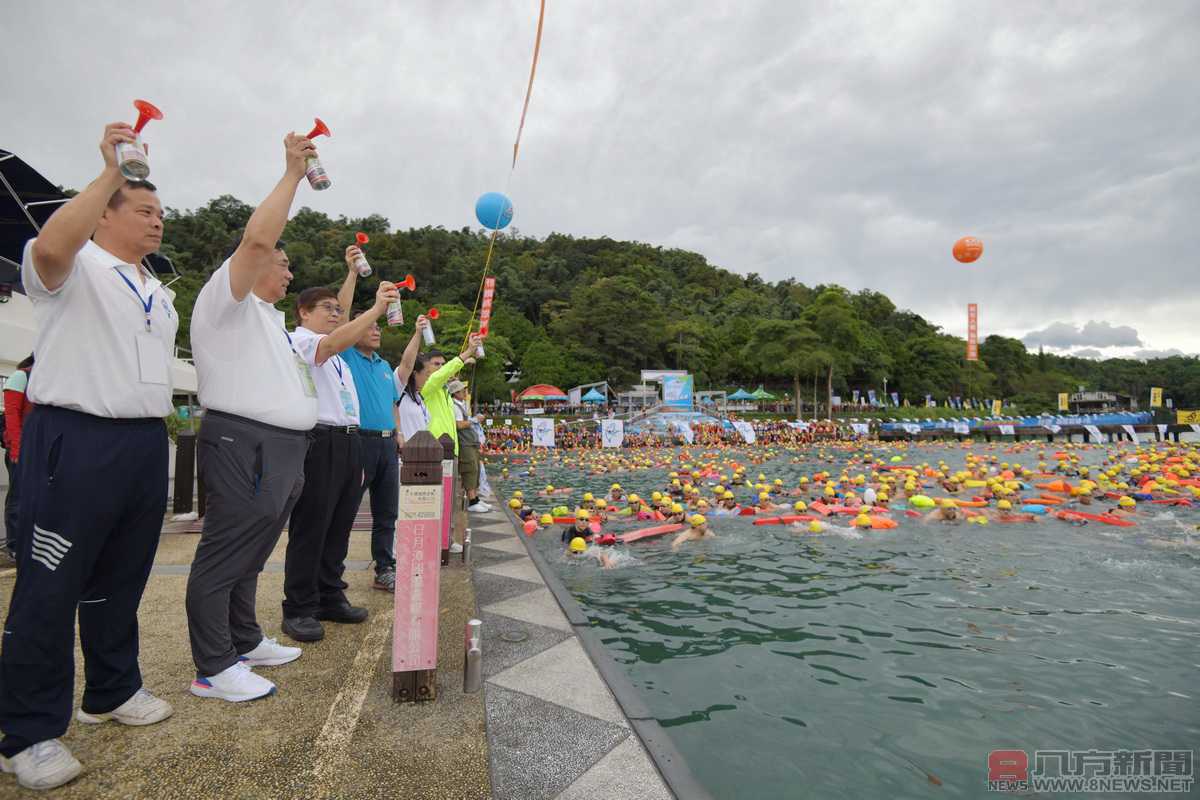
left=463, top=618, right=482, bottom=693
left=463, top=527, right=472, bottom=564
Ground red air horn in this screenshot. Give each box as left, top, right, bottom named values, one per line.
left=422, top=308, right=440, bottom=345
left=117, top=99, right=162, bottom=180
left=303, top=117, right=332, bottom=191
left=352, top=232, right=372, bottom=277
left=384, top=271, right=416, bottom=329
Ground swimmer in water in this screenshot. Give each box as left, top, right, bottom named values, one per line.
left=1107, top=496, right=1137, bottom=518
left=664, top=503, right=687, bottom=525
left=925, top=498, right=963, bottom=524
left=560, top=512, right=592, bottom=544
left=609, top=483, right=624, bottom=503
left=568, top=536, right=613, bottom=568
left=672, top=514, right=716, bottom=550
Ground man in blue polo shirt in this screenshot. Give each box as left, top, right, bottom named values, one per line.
left=337, top=248, right=425, bottom=591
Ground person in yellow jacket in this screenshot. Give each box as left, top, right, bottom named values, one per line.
left=419, top=333, right=484, bottom=457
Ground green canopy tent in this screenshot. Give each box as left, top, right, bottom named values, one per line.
left=751, top=386, right=777, bottom=400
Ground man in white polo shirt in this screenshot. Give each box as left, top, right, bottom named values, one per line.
left=280, top=282, right=397, bottom=641
left=0, top=123, right=176, bottom=791
left=184, top=133, right=396, bottom=702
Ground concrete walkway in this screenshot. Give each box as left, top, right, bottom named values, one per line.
left=0, top=512, right=490, bottom=800
left=468, top=506, right=707, bottom=800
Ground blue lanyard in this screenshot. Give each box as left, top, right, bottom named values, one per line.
left=284, top=328, right=298, bottom=356
left=332, top=355, right=346, bottom=387
left=115, top=268, right=154, bottom=331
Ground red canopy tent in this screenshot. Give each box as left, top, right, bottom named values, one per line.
left=517, top=384, right=569, bottom=407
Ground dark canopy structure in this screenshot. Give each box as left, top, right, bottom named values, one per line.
left=0, top=148, right=177, bottom=294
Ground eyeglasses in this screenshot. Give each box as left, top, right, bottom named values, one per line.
left=314, top=302, right=343, bottom=315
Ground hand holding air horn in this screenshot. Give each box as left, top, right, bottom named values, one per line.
left=303, top=118, right=332, bottom=191
left=386, top=274, right=416, bottom=327
left=116, top=99, right=163, bottom=180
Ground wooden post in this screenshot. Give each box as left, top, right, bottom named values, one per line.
left=393, top=431, right=445, bottom=703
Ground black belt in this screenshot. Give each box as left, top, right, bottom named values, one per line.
left=357, top=428, right=395, bottom=438
left=314, top=423, right=359, bottom=435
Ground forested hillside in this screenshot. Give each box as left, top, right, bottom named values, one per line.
left=158, top=196, right=1200, bottom=410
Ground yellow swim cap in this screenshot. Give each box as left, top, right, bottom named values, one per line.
left=575, top=509, right=590, bottom=521
left=697, top=499, right=709, bottom=508
left=569, top=537, right=587, bottom=553
left=1118, top=496, right=1135, bottom=508
left=723, top=491, right=735, bottom=500
left=508, top=499, right=522, bottom=509
left=671, top=503, right=683, bottom=514
left=689, top=514, right=707, bottom=528
left=758, top=492, right=770, bottom=501
left=808, top=521, right=823, bottom=533
left=793, top=501, right=807, bottom=512
left=539, top=513, right=553, bottom=525
left=997, top=500, right=1012, bottom=511
left=513, top=491, right=523, bottom=499
left=582, top=492, right=594, bottom=502
left=941, top=498, right=958, bottom=508
left=855, top=514, right=872, bottom=528
left=545, top=485, right=554, bottom=492
left=651, top=491, right=663, bottom=502
left=627, top=493, right=640, bottom=503
left=610, top=483, right=621, bottom=490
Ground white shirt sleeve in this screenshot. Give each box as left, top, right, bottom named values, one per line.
left=289, top=326, right=323, bottom=367
left=20, top=238, right=75, bottom=299
left=454, top=400, right=467, bottom=422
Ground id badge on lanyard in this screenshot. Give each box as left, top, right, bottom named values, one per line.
left=332, top=357, right=358, bottom=418
left=117, top=268, right=168, bottom=385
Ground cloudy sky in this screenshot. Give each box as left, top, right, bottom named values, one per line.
left=4, top=1, right=1198, bottom=356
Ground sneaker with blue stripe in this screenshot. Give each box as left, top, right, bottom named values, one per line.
left=238, top=636, right=302, bottom=667
left=190, top=661, right=276, bottom=702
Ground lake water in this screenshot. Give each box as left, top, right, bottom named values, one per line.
left=500, top=444, right=1200, bottom=798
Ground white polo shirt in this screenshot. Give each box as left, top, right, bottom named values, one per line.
left=21, top=238, right=177, bottom=418
left=191, top=259, right=318, bottom=431
left=289, top=325, right=360, bottom=426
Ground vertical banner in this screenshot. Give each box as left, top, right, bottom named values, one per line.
left=925, top=394, right=933, bottom=408
left=661, top=375, right=694, bottom=409
left=531, top=417, right=555, bottom=447
left=568, top=387, right=582, bottom=406
left=1150, top=387, right=1163, bottom=408
left=1058, top=392, right=1070, bottom=412
left=601, top=419, right=624, bottom=448
left=891, top=391, right=900, bottom=407
left=478, top=276, right=496, bottom=334
left=966, top=303, right=978, bottom=361
left=867, top=389, right=877, bottom=406
left=992, top=399, right=1002, bottom=416
left=733, top=420, right=756, bottom=444
left=852, top=389, right=860, bottom=405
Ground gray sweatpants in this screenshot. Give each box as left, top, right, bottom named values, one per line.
left=185, top=412, right=309, bottom=678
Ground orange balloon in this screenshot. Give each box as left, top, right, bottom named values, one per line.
left=953, top=236, right=984, bottom=263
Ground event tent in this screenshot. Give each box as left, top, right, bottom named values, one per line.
left=751, top=386, right=777, bottom=400
left=518, top=384, right=569, bottom=402
left=581, top=387, right=606, bottom=403
left=727, top=388, right=755, bottom=400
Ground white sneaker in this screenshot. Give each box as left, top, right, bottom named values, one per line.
left=76, top=686, right=173, bottom=726
left=468, top=501, right=492, bottom=513
left=0, top=739, right=82, bottom=790
left=239, top=636, right=302, bottom=667
left=449, top=542, right=464, bottom=554
left=189, top=661, right=276, bottom=702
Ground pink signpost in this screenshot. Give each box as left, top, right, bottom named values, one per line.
left=393, top=432, right=446, bottom=702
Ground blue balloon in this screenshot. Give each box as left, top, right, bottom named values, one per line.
left=475, top=192, right=514, bottom=230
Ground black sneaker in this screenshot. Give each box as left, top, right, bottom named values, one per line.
left=373, top=570, right=396, bottom=592
left=316, top=602, right=369, bottom=624
left=281, top=616, right=325, bottom=642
